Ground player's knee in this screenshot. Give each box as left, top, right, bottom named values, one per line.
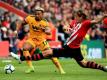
left=42, top=49, right=53, bottom=57
left=48, top=49, right=53, bottom=55
left=46, top=49, right=53, bottom=55
left=22, top=43, right=32, bottom=51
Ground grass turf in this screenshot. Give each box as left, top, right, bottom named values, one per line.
left=0, top=58, right=107, bottom=80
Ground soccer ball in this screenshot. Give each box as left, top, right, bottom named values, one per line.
left=4, top=64, right=15, bottom=74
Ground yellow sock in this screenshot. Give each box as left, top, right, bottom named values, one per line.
left=51, top=57, right=65, bottom=74
left=23, top=51, right=33, bottom=68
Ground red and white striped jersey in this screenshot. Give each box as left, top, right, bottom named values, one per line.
left=66, top=20, right=91, bottom=48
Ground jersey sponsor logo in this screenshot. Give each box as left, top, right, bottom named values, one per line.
left=32, top=25, right=41, bottom=32
left=32, top=38, right=39, bottom=41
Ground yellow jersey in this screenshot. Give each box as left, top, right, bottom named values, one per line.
left=25, top=15, right=49, bottom=44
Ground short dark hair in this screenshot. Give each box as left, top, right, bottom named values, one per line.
left=76, top=10, right=87, bottom=19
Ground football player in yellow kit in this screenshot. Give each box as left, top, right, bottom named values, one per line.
left=17, top=7, right=65, bottom=74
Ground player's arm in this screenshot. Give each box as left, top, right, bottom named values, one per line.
left=17, top=18, right=28, bottom=32
left=63, top=22, right=73, bottom=34
left=91, top=14, right=107, bottom=24
left=22, top=19, right=28, bottom=25
left=41, top=26, right=51, bottom=35
left=40, top=20, right=51, bottom=35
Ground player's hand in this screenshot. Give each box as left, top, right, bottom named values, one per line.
left=43, top=27, right=51, bottom=35
left=40, top=27, right=45, bottom=31
left=65, top=28, right=73, bottom=34
left=63, top=25, right=73, bottom=34
left=39, top=25, right=46, bottom=31
left=39, top=25, right=51, bottom=34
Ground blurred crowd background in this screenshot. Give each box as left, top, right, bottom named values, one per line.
left=0, top=0, right=107, bottom=54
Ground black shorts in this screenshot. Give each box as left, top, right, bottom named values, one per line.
left=53, top=45, right=84, bottom=61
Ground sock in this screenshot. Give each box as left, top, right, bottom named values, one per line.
left=20, top=53, right=44, bottom=60
left=34, top=48, right=42, bottom=54
left=51, top=57, right=65, bottom=73
left=20, top=48, right=40, bottom=61
left=31, top=53, right=44, bottom=60
left=23, top=51, right=33, bottom=68
left=20, top=48, right=52, bottom=61
left=86, top=61, right=103, bottom=70
left=20, top=53, right=52, bottom=61
left=30, top=48, right=36, bottom=55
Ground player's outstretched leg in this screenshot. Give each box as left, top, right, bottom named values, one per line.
left=10, top=51, right=35, bottom=73
left=10, top=49, right=46, bottom=61
left=51, top=57, right=66, bottom=74
left=77, top=60, right=107, bottom=72
left=10, top=49, right=66, bottom=74
left=23, top=51, right=35, bottom=74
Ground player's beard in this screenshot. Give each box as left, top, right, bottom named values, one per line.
left=35, top=17, right=42, bottom=21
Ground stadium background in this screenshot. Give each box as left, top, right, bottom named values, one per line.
left=0, top=0, right=107, bottom=59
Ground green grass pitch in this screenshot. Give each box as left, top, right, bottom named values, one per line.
left=0, top=58, right=107, bottom=80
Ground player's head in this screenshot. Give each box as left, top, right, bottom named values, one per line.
left=34, top=6, right=44, bottom=21
left=74, top=10, right=87, bottom=22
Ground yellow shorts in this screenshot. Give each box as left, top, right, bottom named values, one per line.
left=26, top=38, right=50, bottom=51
